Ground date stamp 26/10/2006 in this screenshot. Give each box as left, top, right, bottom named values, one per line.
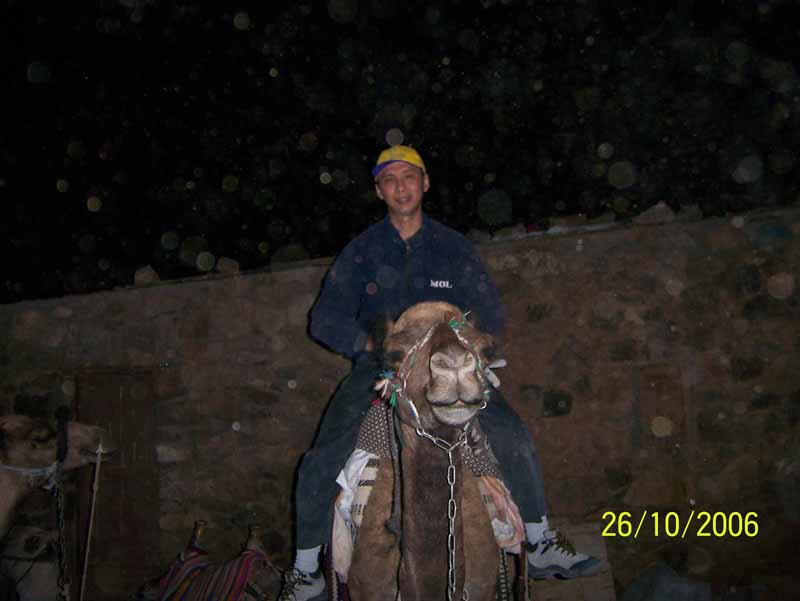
left=601, top=510, right=759, bottom=539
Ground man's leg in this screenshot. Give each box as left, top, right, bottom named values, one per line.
left=281, top=354, right=379, bottom=600
left=480, top=388, right=601, bottom=579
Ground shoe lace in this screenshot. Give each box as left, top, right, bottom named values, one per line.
left=542, top=530, right=576, bottom=556
left=279, top=569, right=307, bottom=598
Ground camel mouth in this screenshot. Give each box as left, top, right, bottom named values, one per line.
left=430, top=401, right=479, bottom=426
left=78, top=445, right=117, bottom=459
left=428, top=397, right=483, bottom=409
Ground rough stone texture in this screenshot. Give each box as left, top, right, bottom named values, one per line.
left=1, top=208, right=799, bottom=598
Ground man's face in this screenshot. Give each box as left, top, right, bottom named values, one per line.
left=374, top=161, right=430, bottom=219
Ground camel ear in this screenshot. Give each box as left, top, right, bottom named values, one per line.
left=371, top=317, right=393, bottom=351
left=383, top=328, right=420, bottom=367
left=445, top=310, right=467, bottom=324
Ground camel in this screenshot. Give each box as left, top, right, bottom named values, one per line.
left=0, top=525, right=58, bottom=601
left=336, top=301, right=525, bottom=601
left=0, top=414, right=117, bottom=541
left=136, top=520, right=281, bottom=601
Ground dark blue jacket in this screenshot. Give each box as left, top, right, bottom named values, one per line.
left=309, top=214, right=506, bottom=359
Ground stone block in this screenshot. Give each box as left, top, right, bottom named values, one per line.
left=155, top=443, right=192, bottom=464
left=637, top=364, right=686, bottom=446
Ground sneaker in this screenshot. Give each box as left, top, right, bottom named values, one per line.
left=277, top=568, right=326, bottom=601
left=527, top=530, right=601, bottom=579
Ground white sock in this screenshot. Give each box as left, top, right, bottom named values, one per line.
left=294, top=546, right=321, bottom=574
left=525, top=516, right=550, bottom=543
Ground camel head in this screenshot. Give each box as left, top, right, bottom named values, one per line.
left=383, top=302, right=495, bottom=432
left=0, top=414, right=116, bottom=472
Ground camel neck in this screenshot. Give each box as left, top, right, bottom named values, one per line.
left=0, top=470, right=27, bottom=540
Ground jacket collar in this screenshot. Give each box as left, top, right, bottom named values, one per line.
left=382, top=213, right=429, bottom=249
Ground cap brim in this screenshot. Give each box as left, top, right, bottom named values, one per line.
left=372, top=160, right=399, bottom=177
left=372, top=160, right=423, bottom=178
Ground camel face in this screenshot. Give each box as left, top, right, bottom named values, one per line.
left=0, top=415, right=117, bottom=470
left=384, top=301, right=494, bottom=432
left=426, top=329, right=487, bottom=428
left=0, top=416, right=62, bottom=470
left=63, top=421, right=117, bottom=470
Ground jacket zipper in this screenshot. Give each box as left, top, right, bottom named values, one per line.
left=403, top=240, right=412, bottom=299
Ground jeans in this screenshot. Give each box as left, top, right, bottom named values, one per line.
left=294, top=352, right=548, bottom=549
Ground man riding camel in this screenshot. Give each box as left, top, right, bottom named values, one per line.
left=279, top=145, right=600, bottom=600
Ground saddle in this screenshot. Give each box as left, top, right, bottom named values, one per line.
left=157, top=545, right=267, bottom=601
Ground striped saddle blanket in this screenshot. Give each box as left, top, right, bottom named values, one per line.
left=157, top=546, right=266, bottom=601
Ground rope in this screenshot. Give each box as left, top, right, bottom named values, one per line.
left=0, top=461, right=58, bottom=480
left=78, top=445, right=105, bottom=601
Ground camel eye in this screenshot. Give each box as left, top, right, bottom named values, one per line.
left=24, top=537, right=41, bottom=553
left=386, top=350, right=405, bottom=364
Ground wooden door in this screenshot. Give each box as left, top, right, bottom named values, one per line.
left=73, top=370, right=159, bottom=600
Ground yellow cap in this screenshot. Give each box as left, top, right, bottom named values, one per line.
left=372, top=145, right=426, bottom=177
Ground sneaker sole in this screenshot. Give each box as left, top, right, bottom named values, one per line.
left=279, top=588, right=327, bottom=601
left=528, top=558, right=602, bottom=580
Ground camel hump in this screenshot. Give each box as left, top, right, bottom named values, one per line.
left=392, top=301, right=466, bottom=333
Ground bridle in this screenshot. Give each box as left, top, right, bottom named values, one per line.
left=0, top=461, right=59, bottom=489
left=375, top=312, right=493, bottom=431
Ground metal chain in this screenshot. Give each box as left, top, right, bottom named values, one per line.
left=447, top=449, right=458, bottom=601
left=54, top=465, right=71, bottom=601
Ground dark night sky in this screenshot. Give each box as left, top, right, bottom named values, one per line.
left=5, top=0, right=800, bottom=304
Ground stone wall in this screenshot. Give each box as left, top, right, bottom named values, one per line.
left=2, top=207, right=799, bottom=598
